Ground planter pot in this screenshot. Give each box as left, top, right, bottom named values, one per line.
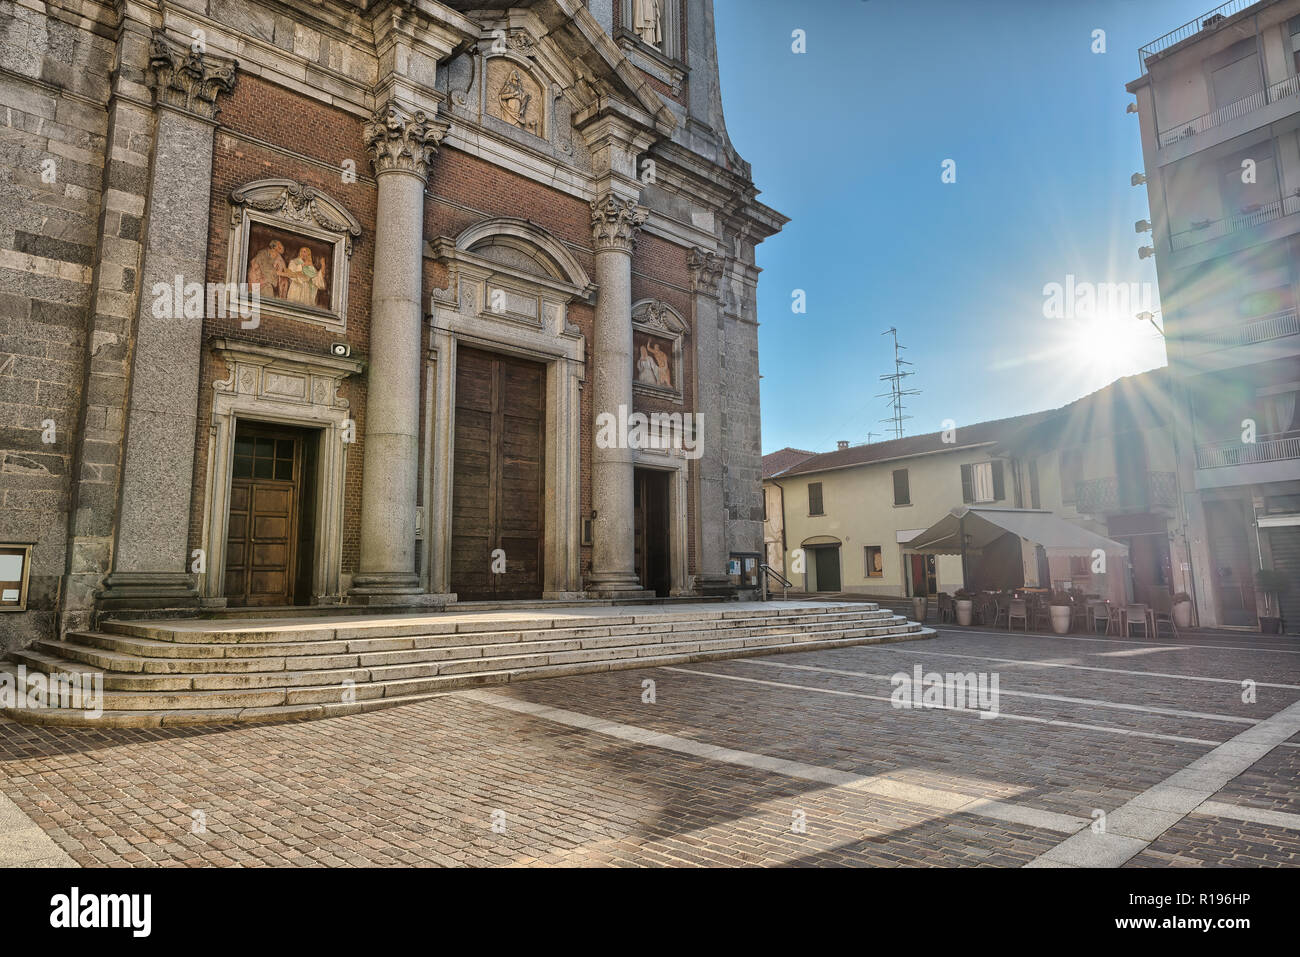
left=1172, top=601, right=1192, bottom=629
left=955, top=599, right=973, bottom=627
left=911, top=597, right=928, bottom=622
left=1260, top=617, right=1283, bottom=635
left=1050, top=605, right=1071, bottom=635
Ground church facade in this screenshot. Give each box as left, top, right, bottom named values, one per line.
left=0, top=0, right=785, bottom=649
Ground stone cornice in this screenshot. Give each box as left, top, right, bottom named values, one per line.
left=147, top=30, right=238, bottom=122
left=363, top=100, right=450, bottom=179
left=590, top=193, right=648, bottom=254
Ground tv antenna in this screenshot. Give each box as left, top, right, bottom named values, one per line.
left=877, top=327, right=920, bottom=440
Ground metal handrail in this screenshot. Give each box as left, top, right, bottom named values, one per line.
left=1139, top=0, right=1254, bottom=73
left=759, top=563, right=792, bottom=602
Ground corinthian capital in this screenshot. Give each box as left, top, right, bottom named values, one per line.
left=688, top=247, right=725, bottom=299
left=590, top=194, right=648, bottom=254
left=364, top=100, right=450, bottom=180
left=147, top=31, right=238, bottom=121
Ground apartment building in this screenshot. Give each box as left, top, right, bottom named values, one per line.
left=1127, top=0, right=1300, bottom=629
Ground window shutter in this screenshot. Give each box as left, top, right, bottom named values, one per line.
left=960, top=464, right=974, bottom=504
left=808, top=482, right=823, bottom=515
left=893, top=468, right=910, bottom=506
left=992, top=460, right=1005, bottom=501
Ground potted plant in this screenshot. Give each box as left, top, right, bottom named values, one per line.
left=954, top=589, right=974, bottom=627
left=1256, top=570, right=1291, bottom=635
left=1048, top=591, right=1073, bottom=635
left=911, top=591, right=928, bottom=623
left=1172, top=592, right=1193, bottom=630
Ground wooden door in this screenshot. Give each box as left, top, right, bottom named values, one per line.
left=224, top=428, right=301, bottom=607
left=634, top=468, right=671, bottom=597
left=814, top=546, right=841, bottom=592
left=451, top=348, right=545, bottom=601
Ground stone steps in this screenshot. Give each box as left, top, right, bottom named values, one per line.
left=0, top=601, right=933, bottom=727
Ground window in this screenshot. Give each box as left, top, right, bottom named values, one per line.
left=808, top=482, right=824, bottom=516
left=961, top=461, right=1004, bottom=504
left=892, top=468, right=910, bottom=506
left=864, top=545, right=883, bottom=578
left=0, top=544, right=32, bottom=611
left=1029, top=459, right=1041, bottom=510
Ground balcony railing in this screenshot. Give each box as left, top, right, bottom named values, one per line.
left=1182, top=307, right=1300, bottom=354
left=1196, top=430, right=1300, bottom=468
left=1170, top=193, right=1300, bottom=250
left=1075, top=472, right=1179, bottom=515
left=1157, top=74, right=1300, bottom=149
left=1139, top=0, right=1256, bottom=74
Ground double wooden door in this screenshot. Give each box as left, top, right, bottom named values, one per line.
left=224, top=426, right=303, bottom=607
left=450, top=348, right=545, bottom=600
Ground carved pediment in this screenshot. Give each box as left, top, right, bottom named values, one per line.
left=229, top=180, right=363, bottom=252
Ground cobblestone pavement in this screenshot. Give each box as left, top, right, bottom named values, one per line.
left=0, top=626, right=1297, bottom=867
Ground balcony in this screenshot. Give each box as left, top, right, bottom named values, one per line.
left=1074, top=472, right=1179, bottom=515
left=1196, top=430, right=1300, bottom=468
left=1157, top=74, right=1300, bottom=149
left=1139, top=0, right=1256, bottom=74
left=1182, top=307, right=1300, bottom=355
left=1170, top=193, right=1300, bottom=251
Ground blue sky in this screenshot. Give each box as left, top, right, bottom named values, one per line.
left=714, top=0, right=1216, bottom=454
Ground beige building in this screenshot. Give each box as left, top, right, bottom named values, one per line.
left=763, top=371, right=1186, bottom=606
left=1127, top=0, right=1300, bottom=630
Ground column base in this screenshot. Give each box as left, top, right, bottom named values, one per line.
left=349, top=573, right=446, bottom=609
left=695, top=574, right=736, bottom=598
left=585, top=572, right=655, bottom=600
left=97, top=571, right=200, bottom=612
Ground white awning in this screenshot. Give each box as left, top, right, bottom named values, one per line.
left=902, top=507, right=1128, bottom=557
left=1259, top=513, right=1300, bottom=528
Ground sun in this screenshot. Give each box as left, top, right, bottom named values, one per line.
left=1064, top=311, right=1166, bottom=383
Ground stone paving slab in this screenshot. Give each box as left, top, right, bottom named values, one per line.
left=0, top=626, right=1294, bottom=867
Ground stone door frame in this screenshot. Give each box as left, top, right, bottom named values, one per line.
left=424, top=218, right=593, bottom=599
left=630, top=447, right=692, bottom=596
left=200, top=339, right=363, bottom=605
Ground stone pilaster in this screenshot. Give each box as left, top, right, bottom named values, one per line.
left=350, top=101, right=447, bottom=601
left=586, top=193, right=652, bottom=597
left=688, top=246, right=732, bottom=595
left=99, top=31, right=237, bottom=610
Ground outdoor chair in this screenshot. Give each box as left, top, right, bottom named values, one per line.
left=1149, top=590, right=1179, bottom=639
left=1070, top=598, right=1089, bottom=632
left=985, top=595, right=1008, bottom=629
left=1030, top=595, right=1052, bottom=632
left=1088, top=600, right=1110, bottom=634
left=1125, top=603, right=1153, bottom=638
left=937, top=592, right=953, bottom=624
left=1008, top=598, right=1028, bottom=632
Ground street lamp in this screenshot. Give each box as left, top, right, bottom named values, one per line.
left=1136, top=310, right=1164, bottom=337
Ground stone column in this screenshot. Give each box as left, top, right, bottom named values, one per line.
left=350, top=101, right=447, bottom=601
left=688, top=247, right=732, bottom=595
left=586, top=193, right=652, bottom=597
left=99, top=32, right=237, bottom=610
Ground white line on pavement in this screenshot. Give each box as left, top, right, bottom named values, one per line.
left=1026, top=698, right=1300, bottom=867
left=1194, top=801, right=1300, bottom=832
left=662, top=666, right=1223, bottom=746
left=932, top=625, right=1300, bottom=656
left=457, top=689, right=1089, bottom=836
left=870, top=645, right=1300, bottom=690
left=735, top=658, right=1259, bottom=725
